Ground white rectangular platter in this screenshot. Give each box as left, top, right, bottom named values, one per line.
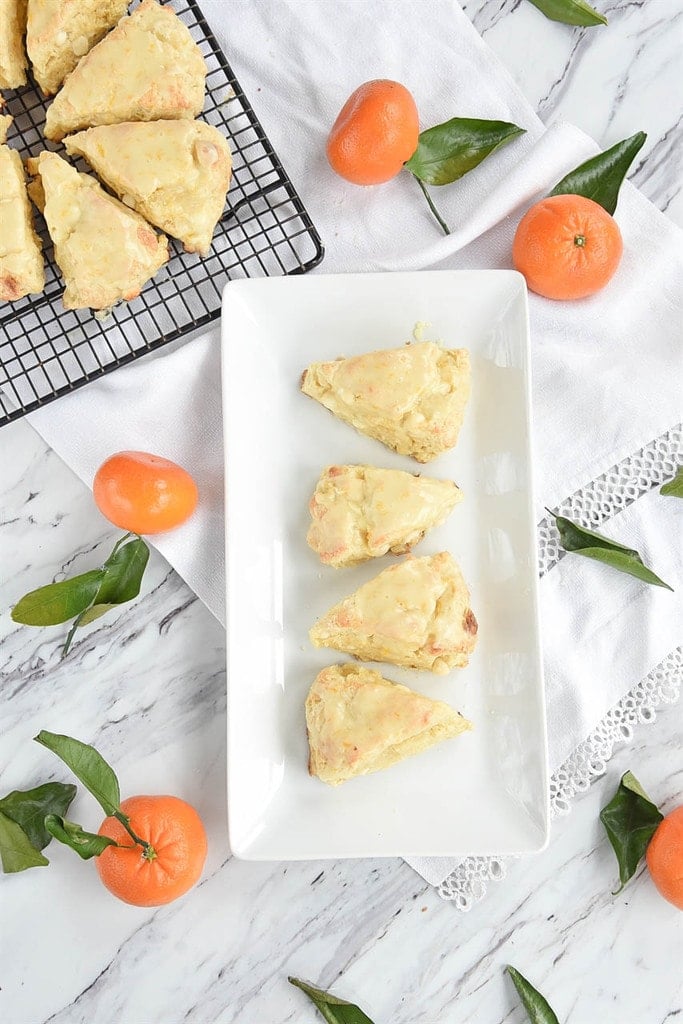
left=222, top=269, right=549, bottom=860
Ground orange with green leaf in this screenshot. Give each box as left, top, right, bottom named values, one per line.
left=35, top=731, right=207, bottom=907
left=326, top=78, right=526, bottom=233
left=11, top=450, right=198, bottom=656
left=513, top=132, right=646, bottom=300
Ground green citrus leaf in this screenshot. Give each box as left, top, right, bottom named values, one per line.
left=405, top=118, right=525, bottom=186
left=600, top=771, right=663, bottom=891
left=288, top=978, right=376, bottom=1024
left=35, top=732, right=121, bottom=817
left=549, top=132, right=646, bottom=214
left=95, top=537, right=149, bottom=605
left=0, top=810, right=49, bottom=873
left=660, top=466, right=683, bottom=498
left=526, top=0, right=607, bottom=27
left=11, top=570, right=105, bottom=626
left=505, top=966, right=560, bottom=1024
left=64, top=537, right=150, bottom=634
left=44, top=815, right=118, bottom=860
left=567, top=546, right=672, bottom=589
left=551, top=512, right=673, bottom=590
left=0, top=782, right=77, bottom=851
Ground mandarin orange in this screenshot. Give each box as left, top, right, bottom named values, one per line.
left=326, top=79, right=419, bottom=185
left=512, top=193, right=623, bottom=300
left=96, top=795, right=207, bottom=907
left=93, top=451, right=198, bottom=535
left=646, top=805, right=683, bottom=910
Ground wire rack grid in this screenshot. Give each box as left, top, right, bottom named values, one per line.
left=0, top=0, right=324, bottom=427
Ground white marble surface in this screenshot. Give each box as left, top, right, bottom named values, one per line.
left=1, top=2, right=682, bottom=1022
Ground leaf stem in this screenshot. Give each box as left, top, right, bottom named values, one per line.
left=414, top=177, right=451, bottom=235
left=62, top=614, right=83, bottom=658
left=113, top=810, right=157, bottom=860
left=109, top=532, right=133, bottom=559
left=59, top=533, right=141, bottom=659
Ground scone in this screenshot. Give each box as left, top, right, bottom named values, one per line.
left=65, top=120, right=232, bottom=254
left=26, top=0, right=129, bottom=96
left=27, top=151, right=167, bottom=310
left=44, top=0, right=206, bottom=141
left=306, top=663, right=472, bottom=786
left=301, top=341, right=471, bottom=463
left=307, top=464, right=462, bottom=568
left=0, top=117, right=45, bottom=301
left=309, top=552, right=478, bottom=674
left=0, top=0, right=27, bottom=89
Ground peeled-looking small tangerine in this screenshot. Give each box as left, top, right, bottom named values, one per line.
left=93, top=450, right=198, bottom=535
left=326, top=79, right=419, bottom=186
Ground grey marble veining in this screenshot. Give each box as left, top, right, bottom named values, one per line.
left=462, top=0, right=683, bottom=222
left=2, top=2, right=682, bottom=1022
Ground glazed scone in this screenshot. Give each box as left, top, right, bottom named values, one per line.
left=301, top=341, right=471, bottom=463
left=26, top=0, right=129, bottom=96
left=0, top=120, right=45, bottom=301
left=309, top=552, right=478, bottom=674
left=28, top=151, right=167, bottom=310
left=306, top=664, right=472, bottom=786
left=0, top=0, right=27, bottom=89
left=65, top=120, right=232, bottom=254
left=307, top=464, right=462, bottom=568
left=44, top=0, right=206, bottom=141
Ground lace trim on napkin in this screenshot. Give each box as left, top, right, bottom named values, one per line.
left=538, top=425, right=681, bottom=576
left=438, top=648, right=681, bottom=907
left=437, top=426, right=682, bottom=908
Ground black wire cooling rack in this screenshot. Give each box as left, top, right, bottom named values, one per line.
left=0, top=0, right=324, bottom=427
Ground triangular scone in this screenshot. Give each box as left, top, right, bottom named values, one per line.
left=26, top=0, right=129, bottom=97
left=0, top=0, right=28, bottom=89
left=301, top=341, right=471, bottom=463
left=65, top=120, right=232, bottom=254
left=44, top=0, right=206, bottom=141
left=309, top=552, right=478, bottom=674
left=308, top=464, right=462, bottom=568
left=0, top=120, right=45, bottom=302
left=27, top=152, right=167, bottom=310
left=306, top=664, right=472, bottom=786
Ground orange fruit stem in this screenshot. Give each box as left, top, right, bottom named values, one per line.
left=113, top=809, right=157, bottom=861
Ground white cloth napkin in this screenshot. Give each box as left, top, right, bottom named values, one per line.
left=24, top=0, right=683, bottom=887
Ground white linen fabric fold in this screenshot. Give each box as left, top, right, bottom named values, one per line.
left=23, top=0, right=682, bottom=888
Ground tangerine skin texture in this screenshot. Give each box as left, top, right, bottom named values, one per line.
left=646, top=806, right=683, bottom=910
left=326, top=79, right=419, bottom=186
left=93, top=450, right=198, bottom=535
left=512, top=194, right=623, bottom=300
left=96, top=795, right=208, bottom=907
